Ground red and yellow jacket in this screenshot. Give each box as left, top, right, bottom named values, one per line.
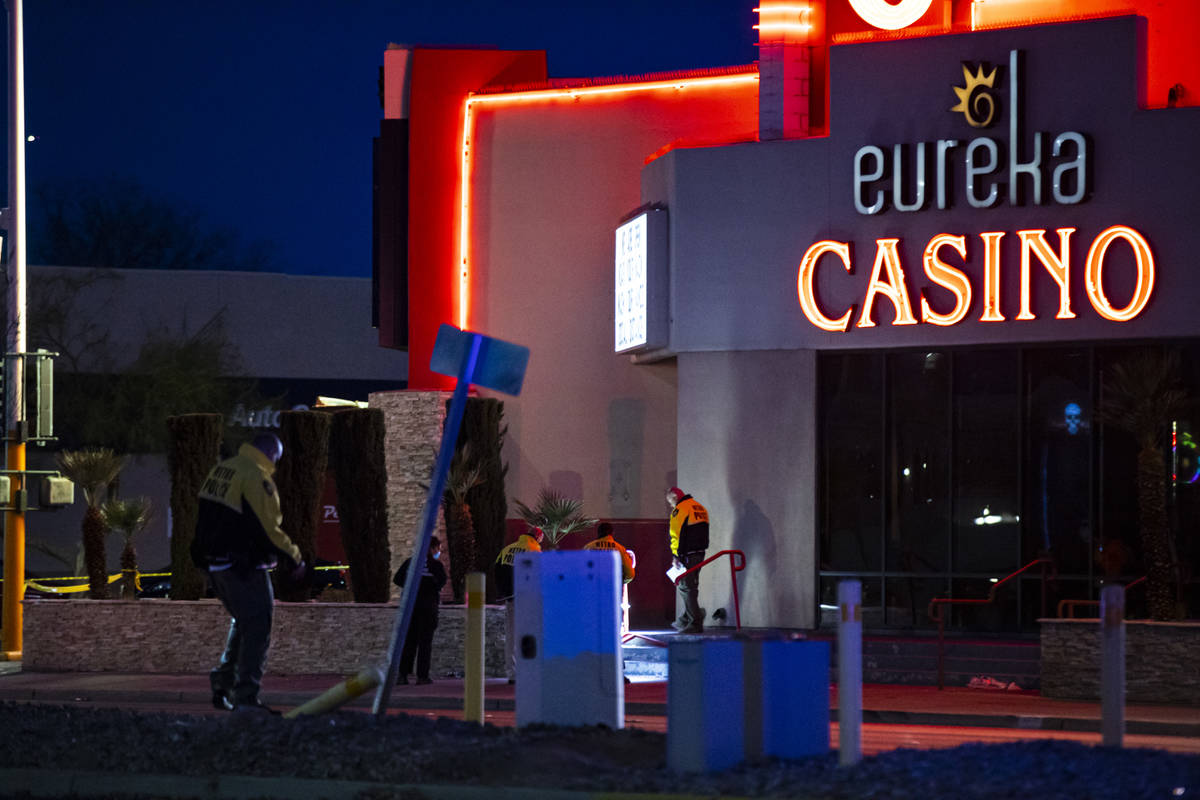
left=583, top=534, right=635, bottom=583
left=669, top=495, right=709, bottom=557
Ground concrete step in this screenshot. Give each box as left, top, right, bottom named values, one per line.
left=620, top=633, right=1041, bottom=688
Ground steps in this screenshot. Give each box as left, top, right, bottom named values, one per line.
left=620, top=631, right=1041, bottom=689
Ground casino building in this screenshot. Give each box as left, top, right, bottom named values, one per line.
left=374, top=0, right=1200, bottom=631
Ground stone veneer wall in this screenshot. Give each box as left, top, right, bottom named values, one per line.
left=23, top=600, right=506, bottom=677
left=1041, top=619, right=1200, bottom=705
left=368, top=390, right=452, bottom=602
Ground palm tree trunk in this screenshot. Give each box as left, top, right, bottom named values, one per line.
left=83, top=508, right=109, bottom=600
left=121, top=540, right=138, bottom=600
left=444, top=501, right=476, bottom=604
left=1137, top=445, right=1176, bottom=619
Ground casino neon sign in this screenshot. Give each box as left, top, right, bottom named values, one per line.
left=796, top=225, right=1156, bottom=331
left=796, top=45, right=1155, bottom=331
left=848, top=0, right=934, bottom=30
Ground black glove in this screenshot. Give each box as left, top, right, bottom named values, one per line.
left=288, top=559, right=308, bottom=583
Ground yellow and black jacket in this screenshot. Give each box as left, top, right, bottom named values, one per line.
left=493, top=533, right=542, bottom=599
left=669, top=495, right=710, bottom=557
left=191, top=443, right=302, bottom=573
left=583, top=534, right=635, bottom=583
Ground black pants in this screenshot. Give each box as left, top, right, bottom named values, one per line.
left=676, top=551, right=706, bottom=629
left=400, top=605, right=439, bottom=679
left=209, top=567, right=274, bottom=705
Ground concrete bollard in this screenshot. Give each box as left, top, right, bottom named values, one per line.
left=760, top=639, right=830, bottom=760
left=672, top=636, right=830, bottom=772
left=1100, top=584, right=1125, bottom=748
left=464, top=571, right=486, bottom=725
left=838, top=580, right=862, bottom=766
left=667, top=638, right=744, bottom=772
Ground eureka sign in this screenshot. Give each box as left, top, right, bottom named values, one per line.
left=796, top=49, right=1155, bottom=332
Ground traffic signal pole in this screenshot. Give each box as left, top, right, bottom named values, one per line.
left=2, top=0, right=27, bottom=661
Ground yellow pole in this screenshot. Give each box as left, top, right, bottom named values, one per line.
left=463, top=571, right=485, bottom=724
left=4, top=0, right=28, bottom=663
left=282, top=666, right=383, bottom=719
left=2, top=440, right=24, bottom=660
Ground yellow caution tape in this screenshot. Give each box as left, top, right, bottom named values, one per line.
left=10, top=565, right=346, bottom=593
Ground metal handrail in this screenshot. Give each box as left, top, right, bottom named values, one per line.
left=1056, top=575, right=1146, bottom=619
left=673, top=549, right=747, bottom=630
left=927, top=556, right=1055, bottom=690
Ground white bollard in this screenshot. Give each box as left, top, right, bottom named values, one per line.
left=1100, top=584, right=1125, bottom=748
left=838, top=580, right=862, bottom=766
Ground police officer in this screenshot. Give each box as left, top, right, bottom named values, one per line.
left=666, top=487, right=709, bottom=634
left=393, top=536, right=448, bottom=685
left=191, top=432, right=305, bottom=714
left=583, top=522, right=635, bottom=584
left=494, top=526, right=543, bottom=682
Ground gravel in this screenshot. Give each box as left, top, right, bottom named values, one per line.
left=0, top=701, right=1197, bottom=799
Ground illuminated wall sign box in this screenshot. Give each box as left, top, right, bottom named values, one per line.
left=642, top=17, right=1200, bottom=355
left=614, top=205, right=669, bottom=353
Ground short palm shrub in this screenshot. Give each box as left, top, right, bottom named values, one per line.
left=514, top=488, right=598, bottom=550
left=57, top=448, right=127, bottom=599
left=101, top=497, right=152, bottom=599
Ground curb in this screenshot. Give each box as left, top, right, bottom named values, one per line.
left=3, top=689, right=1197, bottom=740
left=0, top=768, right=756, bottom=800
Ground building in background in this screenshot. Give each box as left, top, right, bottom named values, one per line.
left=24, top=266, right=406, bottom=578
left=375, top=0, right=1200, bottom=630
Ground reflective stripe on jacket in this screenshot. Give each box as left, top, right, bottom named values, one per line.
left=192, top=443, right=302, bottom=571
left=583, top=535, right=635, bottom=583
left=493, top=533, right=542, bottom=599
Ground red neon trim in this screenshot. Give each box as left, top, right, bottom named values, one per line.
left=456, top=71, right=760, bottom=333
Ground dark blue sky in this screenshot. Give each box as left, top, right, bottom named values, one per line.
left=2, top=0, right=758, bottom=277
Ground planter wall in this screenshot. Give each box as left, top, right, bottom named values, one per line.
left=23, top=599, right=507, bottom=678
left=1041, top=618, right=1200, bottom=705
left=369, top=390, right=453, bottom=603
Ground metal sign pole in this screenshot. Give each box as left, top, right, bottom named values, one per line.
left=372, top=325, right=528, bottom=718
left=373, top=333, right=481, bottom=716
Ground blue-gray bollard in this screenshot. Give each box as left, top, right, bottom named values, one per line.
left=761, top=639, right=830, bottom=759
left=668, top=638, right=745, bottom=772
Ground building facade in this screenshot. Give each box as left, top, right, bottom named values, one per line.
left=378, top=0, right=1200, bottom=630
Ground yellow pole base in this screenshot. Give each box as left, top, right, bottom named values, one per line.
left=1, top=651, right=21, bottom=661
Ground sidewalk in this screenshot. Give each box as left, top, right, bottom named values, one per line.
left=1, top=662, right=1196, bottom=737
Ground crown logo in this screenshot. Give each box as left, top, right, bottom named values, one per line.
left=950, top=62, right=998, bottom=128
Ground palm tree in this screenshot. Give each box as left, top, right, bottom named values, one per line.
left=101, top=497, right=152, bottom=600
left=514, top=488, right=598, bottom=550
left=443, top=443, right=485, bottom=603
left=57, top=448, right=126, bottom=599
left=1097, top=349, right=1191, bottom=620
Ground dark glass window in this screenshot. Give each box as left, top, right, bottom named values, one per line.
left=1022, top=348, right=1092, bottom=576
left=818, top=342, right=1200, bottom=631
left=819, top=353, right=883, bottom=572
left=885, top=351, right=950, bottom=574
left=953, top=350, right=1020, bottom=574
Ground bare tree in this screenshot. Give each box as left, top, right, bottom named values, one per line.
left=30, top=177, right=273, bottom=272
